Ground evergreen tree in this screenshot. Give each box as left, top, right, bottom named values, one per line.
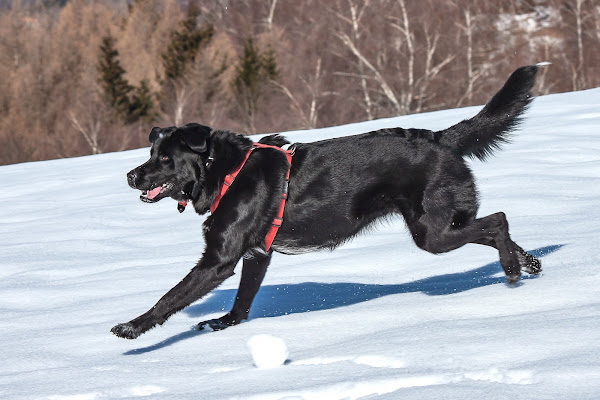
left=128, top=79, right=156, bottom=123
left=261, top=46, right=278, bottom=82
left=97, top=35, right=155, bottom=124
left=97, top=35, right=132, bottom=120
left=232, top=38, right=279, bottom=133
left=162, top=4, right=214, bottom=82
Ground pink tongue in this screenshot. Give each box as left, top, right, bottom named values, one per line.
left=147, top=186, right=162, bottom=199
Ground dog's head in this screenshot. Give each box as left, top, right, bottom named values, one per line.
left=127, top=123, right=212, bottom=204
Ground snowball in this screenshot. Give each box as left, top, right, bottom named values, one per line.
left=247, top=334, right=289, bottom=368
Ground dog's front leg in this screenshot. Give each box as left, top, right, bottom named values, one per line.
left=111, top=256, right=238, bottom=339
left=198, top=251, right=271, bottom=331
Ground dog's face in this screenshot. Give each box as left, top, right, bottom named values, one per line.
left=127, top=123, right=212, bottom=203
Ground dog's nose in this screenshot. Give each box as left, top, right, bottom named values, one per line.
left=127, top=170, right=137, bottom=188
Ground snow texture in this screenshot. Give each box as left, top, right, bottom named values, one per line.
left=1, top=88, right=599, bottom=399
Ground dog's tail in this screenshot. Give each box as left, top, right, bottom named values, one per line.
left=438, top=64, right=541, bottom=161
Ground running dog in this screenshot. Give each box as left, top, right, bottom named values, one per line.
left=112, top=65, right=542, bottom=339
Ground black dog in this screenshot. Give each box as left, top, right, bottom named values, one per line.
left=112, top=65, right=542, bottom=339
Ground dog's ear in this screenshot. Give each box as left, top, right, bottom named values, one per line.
left=180, top=123, right=212, bottom=153
left=149, top=126, right=178, bottom=144
left=148, top=127, right=162, bottom=144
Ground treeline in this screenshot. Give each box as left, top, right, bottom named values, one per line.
left=0, top=0, right=598, bottom=165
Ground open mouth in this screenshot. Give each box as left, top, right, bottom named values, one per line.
left=140, top=182, right=174, bottom=203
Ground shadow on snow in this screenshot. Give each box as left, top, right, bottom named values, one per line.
left=123, top=244, right=562, bottom=355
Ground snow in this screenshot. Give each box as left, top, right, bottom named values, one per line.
left=247, top=334, right=289, bottom=369
left=1, top=87, right=600, bottom=399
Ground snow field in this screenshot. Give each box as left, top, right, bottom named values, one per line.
left=0, top=88, right=599, bottom=399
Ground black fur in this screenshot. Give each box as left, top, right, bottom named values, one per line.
left=112, top=66, right=542, bottom=339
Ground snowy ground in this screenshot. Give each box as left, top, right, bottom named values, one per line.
left=1, top=87, right=599, bottom=399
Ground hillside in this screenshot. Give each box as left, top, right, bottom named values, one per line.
left=1, top=87, right=599, bottom=399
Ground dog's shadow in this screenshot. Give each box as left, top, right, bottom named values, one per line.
left=123, top=244, right=562, bottom=355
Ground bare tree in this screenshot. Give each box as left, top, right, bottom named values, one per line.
left=455, top=8, right=480, bottom=107
left=69, top=113, right=102, bottom=155
left=574, top=0, right=586, bottom=89
left=331, top=0, right=378, bottom=120
left=172, top=83, right=193, bottom=127
left=265, top=0, right=278, bottom=31
left=305, top=57, right=325, bottom=129
left=272, top=57, right=330, bottom=129
left=414, top=24, right=455, bottom=113
left=389, top=0, right=415, bottom=113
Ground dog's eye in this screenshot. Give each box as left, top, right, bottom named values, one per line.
left=161, top=155, right=170, bottom=162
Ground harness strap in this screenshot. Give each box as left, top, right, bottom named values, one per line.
left=210, top=142, right=295, bottom=251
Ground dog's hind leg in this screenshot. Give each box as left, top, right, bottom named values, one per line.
left=198, top=252, right=271, bottom=331
left=409, top=211, right=540, bottom=284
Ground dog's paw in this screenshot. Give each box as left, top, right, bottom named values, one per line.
left=196, top=318, right=230, bottom=332
left=111, top=322, right=142, bottom=339
left=522, top=253, right=542, bottom=275
left=516, top=248, right=542, bottom=275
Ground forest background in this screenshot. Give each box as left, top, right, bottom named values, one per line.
left=0, top=0, right=598, bottom=165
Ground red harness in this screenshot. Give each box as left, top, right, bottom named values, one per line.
left=209, top=143, right=295, bottom=252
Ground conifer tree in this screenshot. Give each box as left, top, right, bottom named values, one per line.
left=128, top=79, right=155, bottom=123
left=162, top=3, right=214, bottom=82
left=97, top=35, right=132, bottom=121
left=98, top=35, right=155, bottom=124
left=232, top=38, right=279, bottom=133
